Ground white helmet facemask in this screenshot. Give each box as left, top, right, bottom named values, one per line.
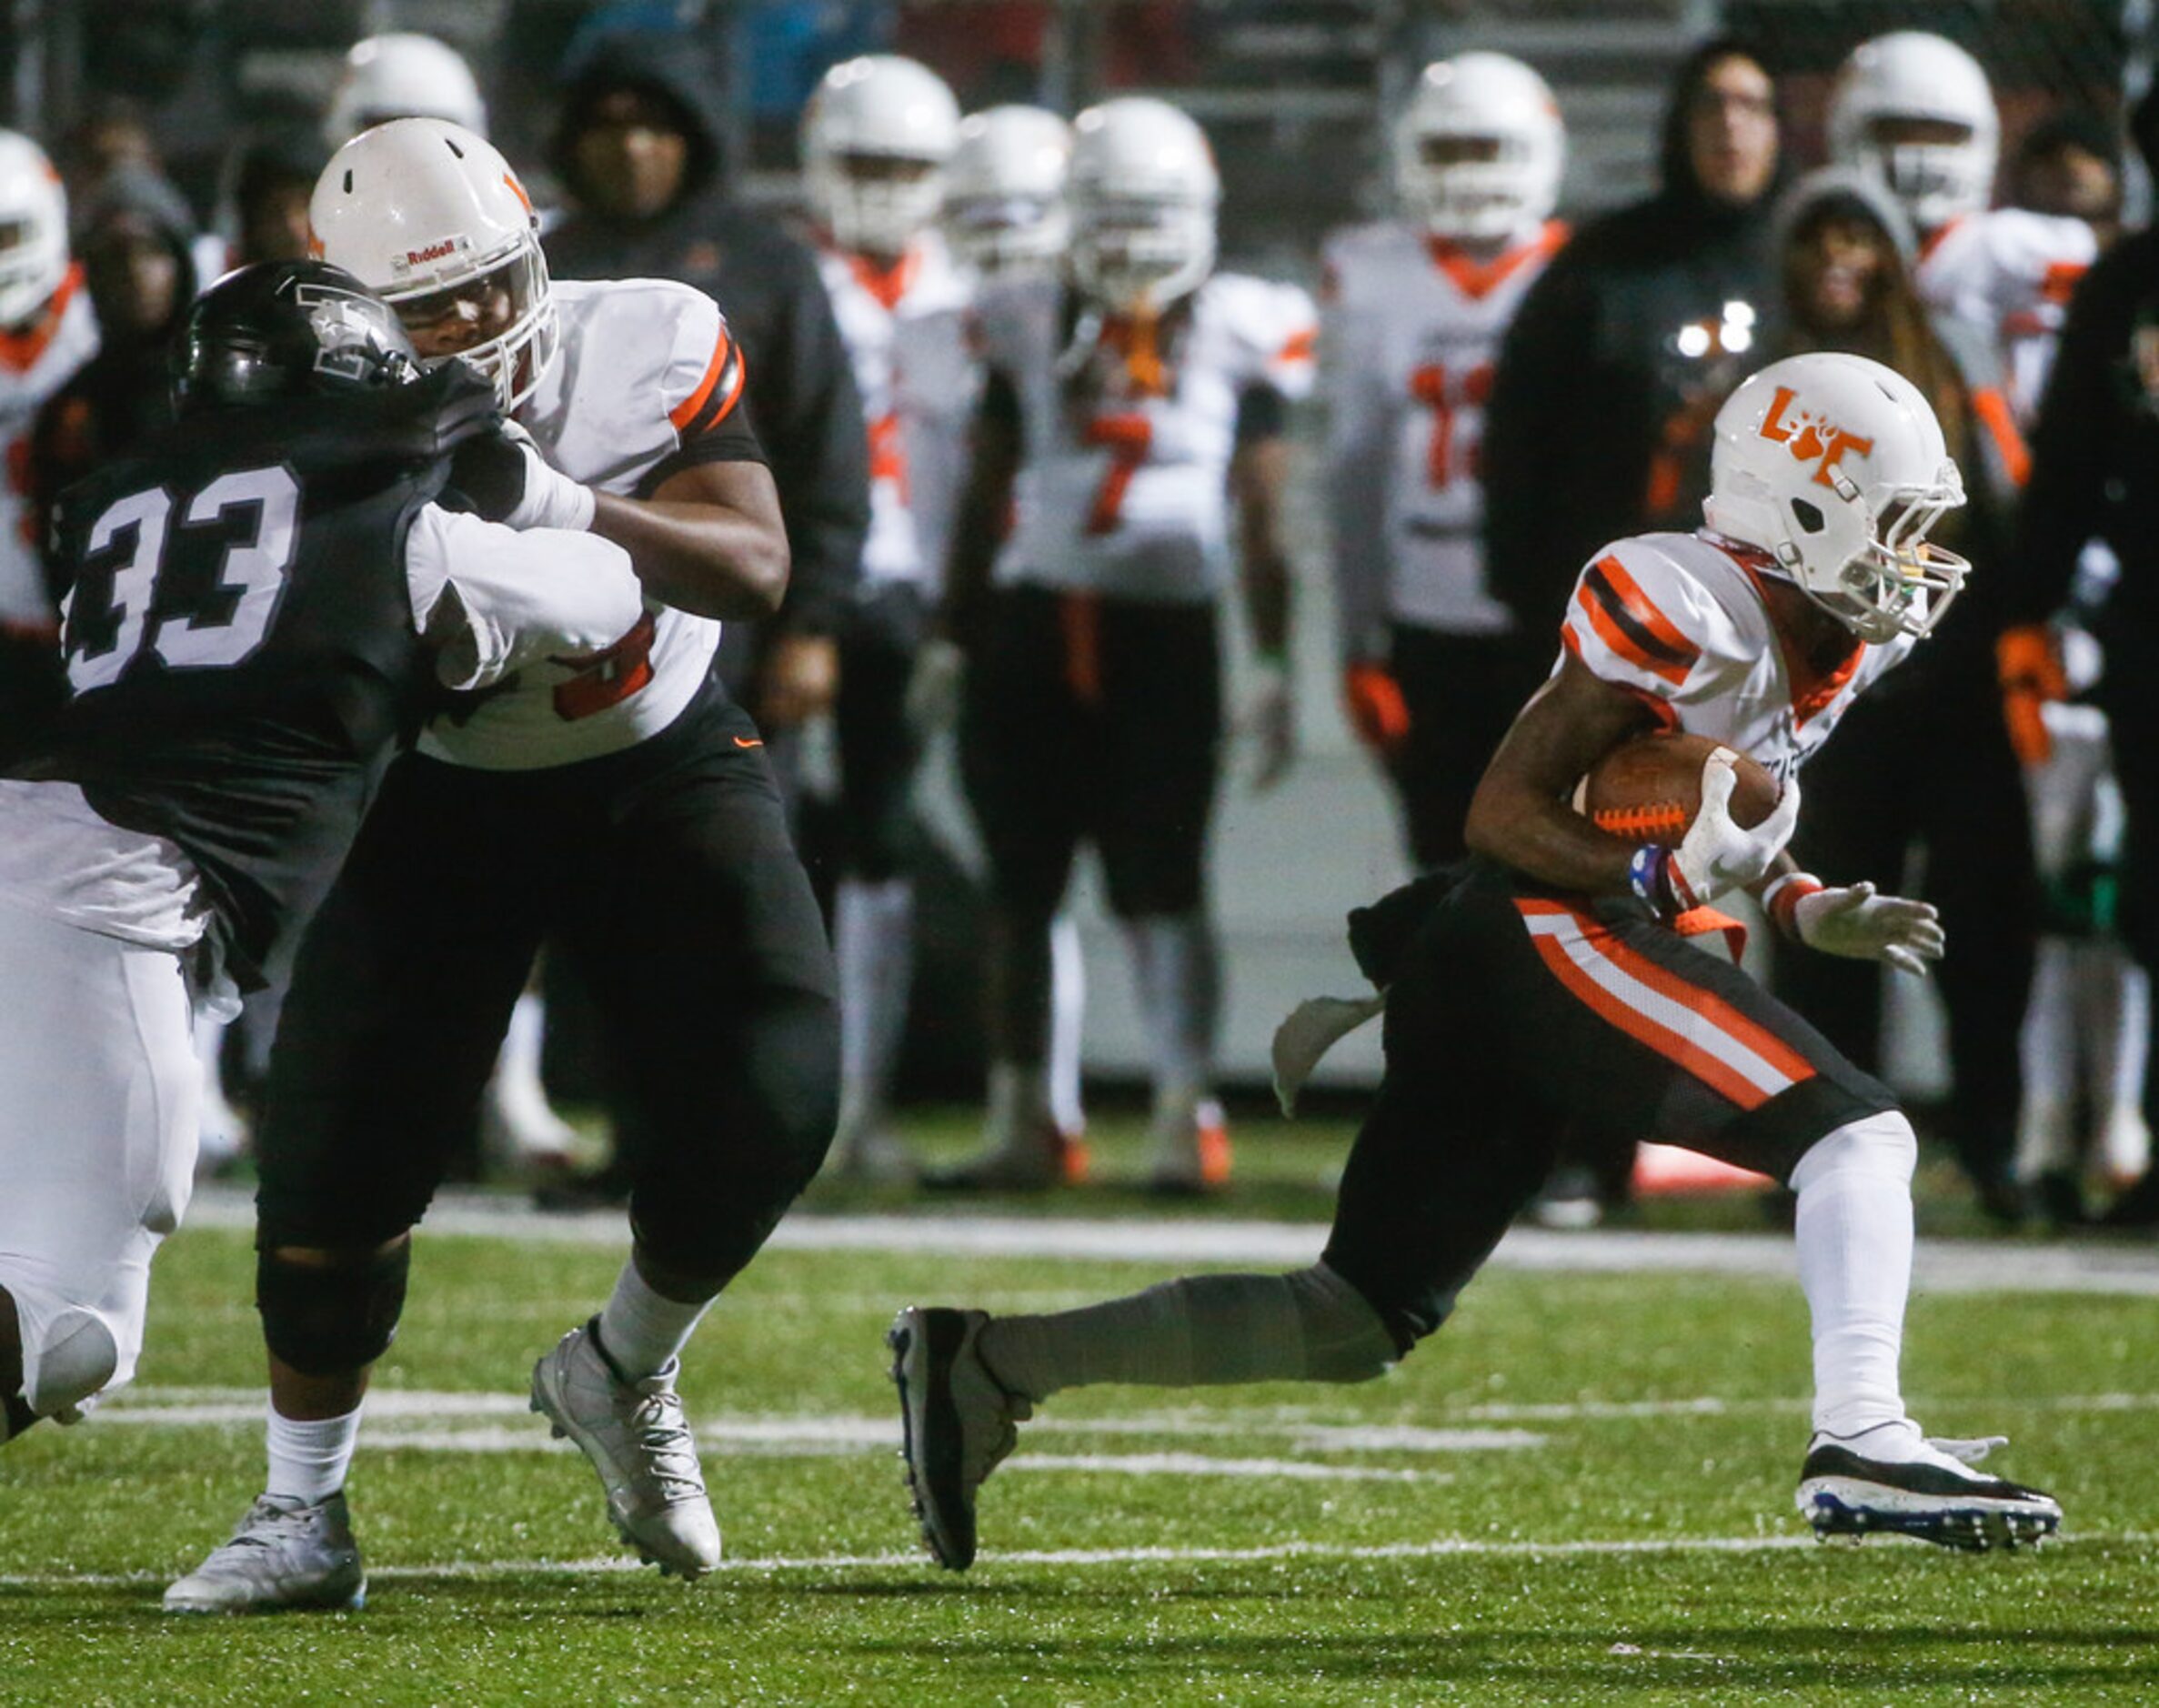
left=1828, top=31, right=1999, bottom=233
left=310, top=118, right=557, bottom=412
left=1395, top=53, right=1564, bottom=245
left=1067, top=98, right=1220, bottom=316
left=1703, top=352, right=1968, bottom=644
left=0, top=130, right=69, bottom=329
left=945, top=105, right=1071, bottom=279
left=804, top=55, right=960, bottom=258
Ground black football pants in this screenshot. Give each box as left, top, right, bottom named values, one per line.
left=1321, top=859, right=1899, bottom=1350
left=256, top=685, right=839, bottom=1281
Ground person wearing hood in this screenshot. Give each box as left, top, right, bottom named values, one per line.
left=1741, top=167, right=2039, bottom=1227
left=1482, top=38, right=1786, bottom=657
left=545, top=28, right=869, bottom=740
left=26, top=162, right=196, bottom=548
left=1478, top=38, right=1785, bottom=1222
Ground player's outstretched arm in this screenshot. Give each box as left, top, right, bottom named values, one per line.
left=1465, top=651, right=1663, bottom=892
left=1232, top=432, right=1296, bottom=791
left=589, top=461, right=791, bottom=622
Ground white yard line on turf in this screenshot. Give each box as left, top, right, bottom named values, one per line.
left=9, top=1530, right=2154, bottom=1593
left=178, top=1189, right=2159, bottom=1295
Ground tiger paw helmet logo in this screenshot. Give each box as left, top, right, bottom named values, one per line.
left=1756, top=385, right=1873, bottom=489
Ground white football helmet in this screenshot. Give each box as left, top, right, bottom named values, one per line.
left=309, top=118, right=557, bottom=412
left=945, top=105, right=1071, bottom=278
left=803, top=55, right=960, bottom=258
left=1704, top=352, right=1967, bottom=643
left=1828, top=32, right=1998, bottom=234
left=0, top=129, right=69, bottom=329
left=1068, top=97, right=1219, bottom=314
left=1395, top=53, right=1564, bottom=243
left=324, top=33, right=487, bottom=149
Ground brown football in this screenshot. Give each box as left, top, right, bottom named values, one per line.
left=1580, top=731, right=1782, bottom=843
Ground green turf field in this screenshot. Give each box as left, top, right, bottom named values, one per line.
left=3, top=1114, right=2156, bottom=1705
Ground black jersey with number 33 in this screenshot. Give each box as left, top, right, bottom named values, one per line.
left=13, top=369, right=487, bottom=990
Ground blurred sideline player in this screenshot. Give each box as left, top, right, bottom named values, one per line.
left=890, top=352, right=2061, bottom=1571
left=0, top=260, right=644, bottom=1451
left=930, top=97, right=1314, bottom=1192
left=798, top=55, right=971, bottom=1179
left=0, top=131, right=96, bottom=758
left=167, top=121, right=836, bottom=1611
left=1829, top=30, right=2098, bottom=427
left=936, top=102, right=1094, bottom=1155
left=1324, top=53, right=1567, bottom=868
left=323, top=32, right=488, bottom=149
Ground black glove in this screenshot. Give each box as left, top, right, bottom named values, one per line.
left=442, top=427, right=532, bottom=523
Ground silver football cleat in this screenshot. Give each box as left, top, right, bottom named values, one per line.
left=163, top=1492, right=366, bottom=1613
left=530, top=1320, right=721, bottom=1580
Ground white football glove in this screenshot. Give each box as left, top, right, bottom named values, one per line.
left=1240, top=658, right=1296, bottom=793
left=905, top=635, right=967, bottom=737
left=1666, top=751, right=1801, bottom=907
left=1789, top=880, right=1945, bottom=977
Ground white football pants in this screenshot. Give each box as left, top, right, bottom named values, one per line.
left=0, top=899, right=199, bottom=1417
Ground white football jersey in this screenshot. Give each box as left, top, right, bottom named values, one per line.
left=982, top=272, right=1317, bottom=604
left=814, top=231, right=976, bottom=591
left=1322, top=219, right=1565, bottom=648
left=1916, top=208, right=2096, bottom=427
left=0, top=267, right=98, bottom=627
left=0, top=506, right=643, bottom=948
left=1559, top=530, right=1915, bottom=786
left=419, top=277, right=749, bottom=770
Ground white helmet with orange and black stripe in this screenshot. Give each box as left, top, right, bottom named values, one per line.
left=309, top=117, right=557, bottom=412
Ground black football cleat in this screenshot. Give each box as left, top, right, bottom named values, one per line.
left=888, top=1306, right=1030, bottom=1570
left=1796, top=1430, right=2062, bottom=1552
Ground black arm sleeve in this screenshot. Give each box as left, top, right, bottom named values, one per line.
left=1233, top=381, right=1288, bottom=447
left=745, top=241, right=870, bottom=635
left=1481, top=249, right=1602, bottom=638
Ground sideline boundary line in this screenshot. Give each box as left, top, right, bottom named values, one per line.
left=9, top=1529, right=2153, bottom=1592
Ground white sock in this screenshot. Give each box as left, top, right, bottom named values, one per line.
left=979, top=1060, right=1057, bottom=1162
left=835, top=877, right=915, bottom=1143
left=266, top=1402, right=364, bottom=1505
left=979, top=1264, right=1395, bottom=1403
left=1048, top=912, right=1088, bottom=1136
left=596, top=1261, right=713, bottom=1381
left=1123, top=913, right=1220, bottom=1094
left=1792, top=1110, right=1917, bottom=1441
left=498, top=990, right=548, bottom=1094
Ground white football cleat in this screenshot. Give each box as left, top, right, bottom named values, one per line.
left=163, top=1492, right=366, bottom=1613
left=1796, top=1423, right=2062, bottom=1551
left=888, top=1305, right=1031, bottom=1570
left=530, top=1321, right=721, bottom=1580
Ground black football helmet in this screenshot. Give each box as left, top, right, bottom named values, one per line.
left=172, top=259, right=419, bottom=417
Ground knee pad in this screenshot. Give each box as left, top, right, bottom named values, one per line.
left=25, top=1309, right=119, bottom=1419
left=256, top=1241, right=411, bottom=1377
left=1791, top=1109, right=1917, bottom=1194
left=1285, top=1262, right=1399, bottom=1385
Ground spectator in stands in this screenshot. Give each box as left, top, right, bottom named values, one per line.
left=545, top=26, right=869, bottom=751
left=1748, top=168, right=2038, bottom=1226
left=27, top=164, right=197, bottom=524
left=2008, top=85, right=2159, bottom=1227
left=1479, top=35, right=1785, bottom=1221
left=537, top=25, right=869, bottom=1210
left=1483, top=36, right=1785, bottom=652
left=2010, top=112, right=2121, bottom=241
left=224, top=128, right=329, bottom=271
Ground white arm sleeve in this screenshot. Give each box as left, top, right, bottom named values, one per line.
left=405, top=503, right=648, bottom=691
left=1321, top=266, right=1393, bottom=662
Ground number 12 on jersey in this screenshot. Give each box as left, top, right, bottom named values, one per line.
left=1407, top=361, right=1493, bottom=491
